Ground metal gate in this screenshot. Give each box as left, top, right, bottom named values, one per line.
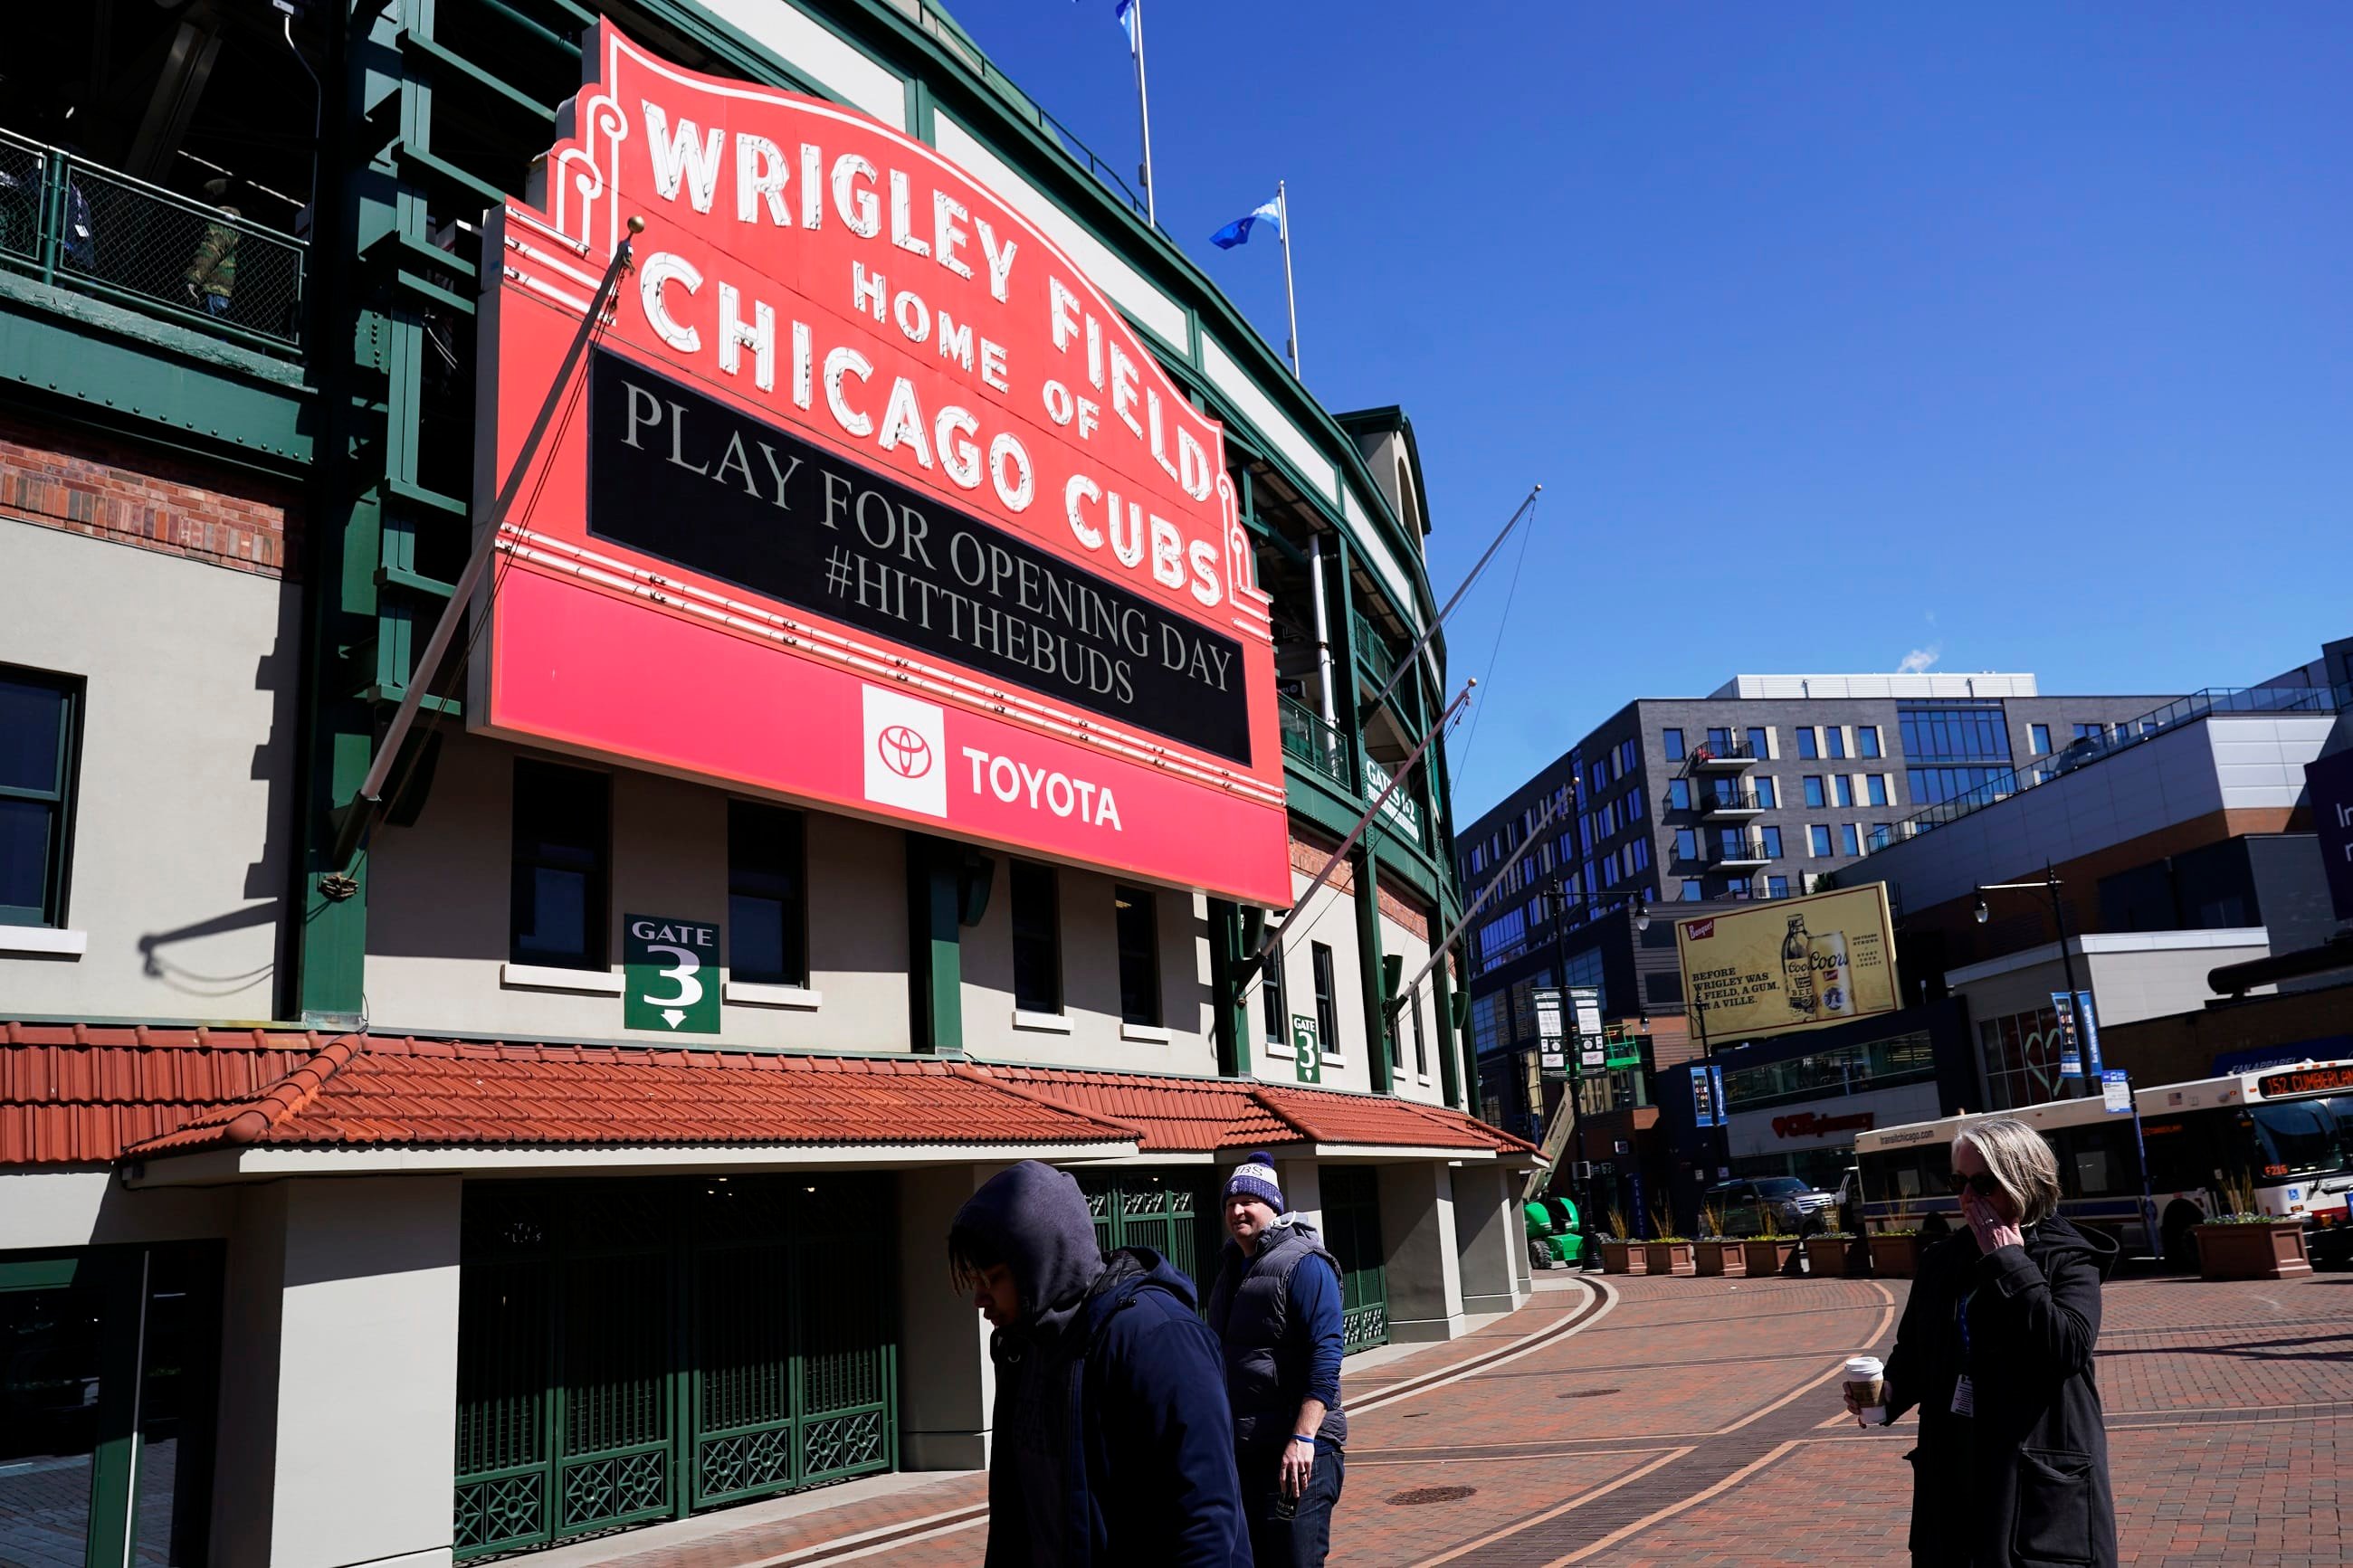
left=1319, top=1167, right=1390, bottom=1353
left=1076, top=1168, right=1216, bottom=1294
left=452, top=1175, right=897, bottom=1560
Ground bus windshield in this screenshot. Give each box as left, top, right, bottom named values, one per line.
left=2246, top=1098, right=2349, bottom=1178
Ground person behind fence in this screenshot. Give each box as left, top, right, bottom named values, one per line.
left=1205, top=1153, right=1346, bottom=1568
left=948, top=1160, right=1248, bottom=1568
left=1849, top=1117, right=2120, bottom=1568
left=183, top=177, right=241, bottom=318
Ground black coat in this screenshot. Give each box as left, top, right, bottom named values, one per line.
left=1882, top=1215, right=2120, bottom=1568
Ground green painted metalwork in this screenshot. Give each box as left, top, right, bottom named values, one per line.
left=452, top=1176, right=898, bottom=1560
left=1279, top=695, right=1352, bottom=793
left=1318, top=1167, right=1389, bottom=1354
left=1075, top=1169, right=1215, bottom=1299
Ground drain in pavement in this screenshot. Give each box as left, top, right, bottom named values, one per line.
left=1557, top=1387, right=1621, bottom=1399
left=1388, top=1487, right=1478, bottom=1506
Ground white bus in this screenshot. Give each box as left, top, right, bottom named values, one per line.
left=1855, top=1060, right=2353, bottom=1264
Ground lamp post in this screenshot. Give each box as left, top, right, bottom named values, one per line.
left=1975, top=866, right=2091, bottom=1101
left=1544, top=879, right=1651, bottom=1253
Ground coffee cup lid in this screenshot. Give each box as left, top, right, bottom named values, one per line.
left=1844, top=1355, right=1882, bottom=1375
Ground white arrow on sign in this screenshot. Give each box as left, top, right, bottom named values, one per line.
left=662, top=1008, right=686, bottom=1029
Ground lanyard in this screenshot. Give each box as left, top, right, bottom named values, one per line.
left=1956, top=1288, right=1975, bottom=1370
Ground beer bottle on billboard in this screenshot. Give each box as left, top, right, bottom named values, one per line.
left=1782, top=915, right=1815, bottom=1016
left=1811, top=931, right=1853, bottom=1016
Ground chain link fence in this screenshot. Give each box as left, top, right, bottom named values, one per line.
left=0, top=127, right=305, bottom=354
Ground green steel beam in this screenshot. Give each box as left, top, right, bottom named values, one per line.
left=905, top=834, right=964, bottom=1056
left=1207, top=898, right=1253, bottom=1079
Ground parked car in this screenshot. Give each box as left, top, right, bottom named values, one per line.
left=1702, top=1176, right=1839, bottom=1237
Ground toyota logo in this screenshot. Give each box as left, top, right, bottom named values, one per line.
left=878, top=725, right=933, bottom=779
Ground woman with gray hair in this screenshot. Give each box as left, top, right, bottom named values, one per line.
left=1849, top=1117, right=2121, bottom=1567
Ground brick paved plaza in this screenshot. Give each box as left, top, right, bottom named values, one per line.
left=538, top=1264, right=2353, bottom=1568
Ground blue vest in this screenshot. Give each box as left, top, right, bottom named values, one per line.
left=1205, top=1222, right=1348, bottom=1454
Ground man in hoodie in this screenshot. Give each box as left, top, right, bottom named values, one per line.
left=948, top=1160, right=1249, bottom=1568
left=1205, top=1153, right=1347, bottom=1568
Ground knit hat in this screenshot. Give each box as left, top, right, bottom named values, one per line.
left=1223, top=1151, right=1285, bottom=1212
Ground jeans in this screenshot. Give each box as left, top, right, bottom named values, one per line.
left=1241, top=1442, right=1345, bottom=1568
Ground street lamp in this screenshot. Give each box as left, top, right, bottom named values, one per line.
left=1974, top=866, right=2093, bottom=1100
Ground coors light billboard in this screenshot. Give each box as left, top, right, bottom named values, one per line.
left=471, top=24, right=1289, bottom=904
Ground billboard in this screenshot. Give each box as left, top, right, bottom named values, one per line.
left=2306, top=747, right=2353, bottom=922
left=470, top=24, right=1289, bottom=904
left=1674, top=884, right=1901, bottom=1044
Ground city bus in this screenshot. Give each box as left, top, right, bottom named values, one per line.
left=1855, top=1060, right=2353, bottom=1263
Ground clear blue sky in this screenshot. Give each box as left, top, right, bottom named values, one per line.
left=936, top=3, right=2352, bottom=819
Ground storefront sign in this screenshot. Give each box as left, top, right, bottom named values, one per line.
left=1771, top=1109, right=1876, bottom=1140
left=472, top=24, right=1287, bottom=904
left=1689, top=1062, right=1728, bottom=1128
left=1674, top=885, right=1900, bottom=1043
left=2051, top=991, right=2101, bottom=1079
left=624, top=914, right=721, bottom=1033
left=1291, top=1014, right=1322, bottom=1084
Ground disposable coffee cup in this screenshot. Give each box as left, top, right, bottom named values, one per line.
left=1843, top=1354, right=1885, bottom=1425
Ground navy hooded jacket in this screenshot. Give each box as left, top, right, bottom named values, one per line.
left=953, top=1162, right=1249, bottom=1568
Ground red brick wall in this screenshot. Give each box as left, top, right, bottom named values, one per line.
left=0, top=413, right=300, bottom=578
left=1377, top=885, right=1432, bottom=943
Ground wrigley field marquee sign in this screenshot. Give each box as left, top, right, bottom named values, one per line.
left=471, top=24, right=1289, bottom=903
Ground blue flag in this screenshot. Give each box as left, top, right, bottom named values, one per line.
left=1115, top=0, right=1136, bottom=53
left=1211, top=195, right=1282, bottom=251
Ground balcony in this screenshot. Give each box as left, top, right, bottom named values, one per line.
left=1711, top=831, right=1772, bottom=870
left=1697, top=784, right=1766, bottom=819
left=0, top=127, right=306, bottom=356
left=1281, top=693, right=1354, bottom=794
left=1685, top=737, right=1759, bottom=772
left=1350, top=607, right=1399, bottom=689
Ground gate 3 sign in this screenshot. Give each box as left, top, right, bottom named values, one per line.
left=470, top=24, right=1289, bottom=905
left=624, top=914, right=720, bottom=1034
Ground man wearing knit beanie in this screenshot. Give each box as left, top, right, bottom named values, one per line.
left=1205, top=1152, right=1348, bottom=1567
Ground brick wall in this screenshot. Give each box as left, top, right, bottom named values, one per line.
left=0, top=412, right=300, bottom=578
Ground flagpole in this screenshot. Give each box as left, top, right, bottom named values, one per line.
left=1277, top=178, right=1300, bottom=375
left=1130, top=0, right=1156, bottom=225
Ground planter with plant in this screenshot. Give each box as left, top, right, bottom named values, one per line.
left=1867, top=1228, right=1925, bottom=1277
left=1741, top=1232, right=1800, bottom=1277
left=1642, top=1202, right=1695, bottom=1276
left=1694, top=1204, right=1747, bottom=1277
left=1805, top=1231, right=1868, bottom=1277
left=1597, top=1206, right=1642, bottom=1275
left=2194, top=1175, right=2312, bottom=1279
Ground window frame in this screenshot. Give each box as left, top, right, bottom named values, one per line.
left=1662, top=728, right=1686, bottom=762
left=1114, top=885, right=1161, bottom=1027
left=1803, top=775, right=1826, bottom=808
left=1796, top=727, right=1819, bottom=760
left=2031, top=724, right=2053, bottom=755
left=1866, top=774, right=1890, bottom=807
left=1825, top=727, right=1847, bottom=760
left=1009, top=859, right=1063, bottom=1014
left=1834, top=774, right=1855, bottom=809
left=1809, top=824, right=1833, bottom=858
left=509, top=758, right=612, bottom=971
left=1311, top=941, right=1341, bottom=1059
left=1857, top=727, right=1881, bottom=759
left=0, top=665, right=83, bottom=929
left=726, top=799, right=809, bottom=987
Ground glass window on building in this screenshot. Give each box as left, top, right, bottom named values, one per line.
left=1721, top=1030, right=1937, bottom=1113
left=1668, top=777, right=1691, bottom=810
left=1675, top=827, right=1700, bottom=860
left=1857, top=726, right=1881, bottom=758
left=1902, top=699, right=2019, bottom=804
left=1312, top=942, right=1340, bottom=1056
left=1261, top=946, right=1288, bottom=1045
left=2031, top=723, right=2053, bottom=755
left=510, top=759, right=610, bottom=969
left=1834, top=775, right=1854, bottom=808
left=1662, top=727, right=1685, bottom=761
left=1625, top=790, right=1645, bottom=822
left=1681, top=879, right=1704, bottom=901
left=1767, top=874, right=1791, bottom=898
left=1840, top=824, right=1861, bottom=856
left=1759, top=825, right=1784, bottom=858
left=1867, top=774, right=1890, bottom=806
left=1706, top=727, right=1733, bottom=754
left=729, top=801, right=808, bottom=987
left=0, top=666, right=84, bottom=928
left=1796, top=727, right=1819, bottom=759
left=1410, top=995, right=1428, bottom=1077
left=1978, top=1006, right=2070, bottom=1109
left=1826, top=727, right=1847, bottom=759
left=2073, top=723, right=2102, bottom=742
left=1803, top=776, right=1825, bottom=808
left=1010, top=859, right=1062, bottom=1013
left=1746, top=727, right=1769, bottom=759
left=1809, top=824, right=1833, bottom=857
left=1754, top=776, right=1777, bottom=807
left=1114, top=886, right=1159, bottom=1026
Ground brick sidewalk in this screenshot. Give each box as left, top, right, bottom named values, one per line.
left=540, top=1267, right=2353, bottom=1568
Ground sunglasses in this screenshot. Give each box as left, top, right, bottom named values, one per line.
left=1946, top=1171, right=2001, bottom=1198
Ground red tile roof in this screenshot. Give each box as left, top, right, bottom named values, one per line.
left=0, top=1023, right=1535, bottom=1167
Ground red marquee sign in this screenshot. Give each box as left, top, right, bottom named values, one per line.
left=472, top=24, right=1288, bottom=904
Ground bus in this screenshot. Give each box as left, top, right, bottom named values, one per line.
left=1855, top=1060, right=2353, bottom=1264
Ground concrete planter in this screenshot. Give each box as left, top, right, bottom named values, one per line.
left=1868, top=1233, right=1925, bottom=1278
left=1805, top=1236, right=1869, bottom=1278
left=1694, top=1240, right=1748, bottom=1277
left=1599, top=1240, right=1643, bottom=1275
left=1643, top=1242, right=1696, bottom=1277
left=1741, top=1239, right=1799, bottom=1277
left=2195, top=1221, right=2312, bottom=1280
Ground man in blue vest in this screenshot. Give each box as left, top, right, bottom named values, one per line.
left=1205, top=1152, right=1348, bottom=1567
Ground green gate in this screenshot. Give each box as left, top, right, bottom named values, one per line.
left=1319, top=1167, right=1389, bottom=1354
left=1076, top=1168, right=1217, bottom=1295
left=452, top=1176, right=897, bottom=1560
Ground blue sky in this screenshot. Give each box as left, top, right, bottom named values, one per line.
left=937, top=3, right=2353, bottom=818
